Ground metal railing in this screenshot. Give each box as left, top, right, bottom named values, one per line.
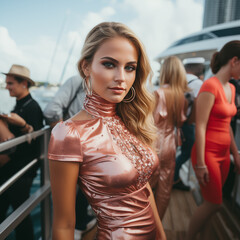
left=0, top=126, right=51, bottom=240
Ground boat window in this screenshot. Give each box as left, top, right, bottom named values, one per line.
left=169, top=33, right=213, bottom=48
left=168, top=26, right=240, bottom=49
left=211, top=26, right=240, bottom=37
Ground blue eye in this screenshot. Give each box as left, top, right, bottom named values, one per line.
left=103, top=62, right=115, bottom=68
left=125, top=65, right=136, bottom=71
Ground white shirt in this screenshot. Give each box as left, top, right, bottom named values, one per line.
left=187, top=73, right=203, bottom=97
left=43, top=75, right=85, bottom=123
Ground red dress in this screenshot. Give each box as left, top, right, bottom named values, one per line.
left=191, top=77, right=237, bottom=204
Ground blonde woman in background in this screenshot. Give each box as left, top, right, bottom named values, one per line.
left=152, top=56, right=190, bottom=219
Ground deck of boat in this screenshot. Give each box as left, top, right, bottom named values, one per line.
left=82, top=189, right=198, bottom=240
left=82, top=188, right=240, bottom=240
left=162, top=189, right=197, bottom=240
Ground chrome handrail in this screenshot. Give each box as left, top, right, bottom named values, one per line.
left=0, top=126, right=50, bottom=152
left=0, top=159, right=38, bottom=195
left=0, top=183, right=51, bottom=239
left=0, top=126, right=51, bottom=240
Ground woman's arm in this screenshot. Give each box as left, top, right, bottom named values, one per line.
left=230, top=127, right=240, bottom=174
left=146, top=183, right=166, bottom=240
left=195, top=92, right=215, bottom=186
left=49, top=160, right=80, bottom=240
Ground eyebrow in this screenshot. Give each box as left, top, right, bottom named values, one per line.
left=101, top=57, right=137, bottom=65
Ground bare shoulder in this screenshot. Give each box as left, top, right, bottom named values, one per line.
left=71, top=110, right=94, bottom=121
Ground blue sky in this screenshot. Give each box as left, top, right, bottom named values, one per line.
left=0, top=0, right=204, bottom=84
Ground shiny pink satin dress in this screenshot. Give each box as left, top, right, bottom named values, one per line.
left=48, top=93, right=159, bottom=240
left=152, top=86, right=186, bottom=219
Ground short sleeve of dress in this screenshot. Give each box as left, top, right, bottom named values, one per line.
left=48, top=121, right=83, bottom=162
left=198, top=77, right=218, bottom=97
left=153, top=88, right=167, bottom=124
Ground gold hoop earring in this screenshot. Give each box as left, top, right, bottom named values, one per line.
left=123, top=86, right=136, bottom=103
left=83, top=76, right=92, bottom=95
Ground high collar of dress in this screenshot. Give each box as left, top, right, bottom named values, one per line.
left=83, top=92, right=117, bottom=118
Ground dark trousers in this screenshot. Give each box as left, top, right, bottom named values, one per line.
left=0, top=177, right=34, bottom=240
left=174, top=122, right=195, bottom=182
left=222, top=119, right=237, bottom=199
left=75, top=187, right=92, bottom=230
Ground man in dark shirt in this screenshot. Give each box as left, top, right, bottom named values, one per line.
left=0, top=64, right=43, bottom=240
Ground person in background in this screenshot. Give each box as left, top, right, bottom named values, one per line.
left=229, top=78, right=240, bottom=135
left=186, top=40, right=240, bottom=240
left=222, top=77, right=240, bottom=200
left=44, top=75, right=85, bottom=127
left=48, top=21, right=166, bottom=240
left=152, top=56, right=190, bottom=219
left=0, top=64, right=43, bottom=240
left=43, top=76, right=96, bottom=240
left=173, top=57, right=204, bottom=191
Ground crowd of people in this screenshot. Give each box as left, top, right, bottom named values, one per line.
left=0, top=21, right=240, bottom=240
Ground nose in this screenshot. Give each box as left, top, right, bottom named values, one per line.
left=114, top=67, right=126, bottom=82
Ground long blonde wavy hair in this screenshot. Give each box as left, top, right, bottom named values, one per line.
left=78, top=22, right=156, bottom=147
left=159, top=56, right=190, bottom=127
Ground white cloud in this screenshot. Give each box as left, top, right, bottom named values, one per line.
left=0, top=27, right=20, bottom=56
left=121, top=0, right=203, bottom=81
left=123, top=0, right=203, bottom=55
left=0, top=27, right=25, bottom=72
left=0, top=28, right=81, bottom=83
left=0, top=1, right=203, bottom=84
left=101, top=6, right=116, bottom=18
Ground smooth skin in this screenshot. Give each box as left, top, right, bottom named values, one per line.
left=186, top=56, right=240, bottom=240
left=82, top=37, right=138, bottom=104
left=50, top=36, right=166, bottom=240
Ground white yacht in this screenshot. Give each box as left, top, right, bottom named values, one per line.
left=156, top=19, right=240, bottom=78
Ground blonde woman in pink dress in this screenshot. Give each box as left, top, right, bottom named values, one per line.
left=152, top=56, right=190, bottom=219
left=48, top=22, right=166, bottom=240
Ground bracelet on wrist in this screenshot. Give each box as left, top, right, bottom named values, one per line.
left=20, top=122, right=27, bottom=129
left=195, top=165, right=207, bottom=169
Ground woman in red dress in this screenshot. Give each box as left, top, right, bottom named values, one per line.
left=186, top=40, right=240, bottom=239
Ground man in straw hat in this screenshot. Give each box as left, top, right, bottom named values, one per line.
left=0, top=64, right=43, bottom=240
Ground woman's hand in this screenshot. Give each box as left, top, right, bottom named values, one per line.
left=195, top=165, right=209, bottom=186
left=1, top=113, right=26, bottom=127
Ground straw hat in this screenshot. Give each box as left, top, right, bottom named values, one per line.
left=2, top=64, right=35, bottom=87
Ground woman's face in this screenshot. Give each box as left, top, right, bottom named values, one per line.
left=86, top=36, right=138, bottom=103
